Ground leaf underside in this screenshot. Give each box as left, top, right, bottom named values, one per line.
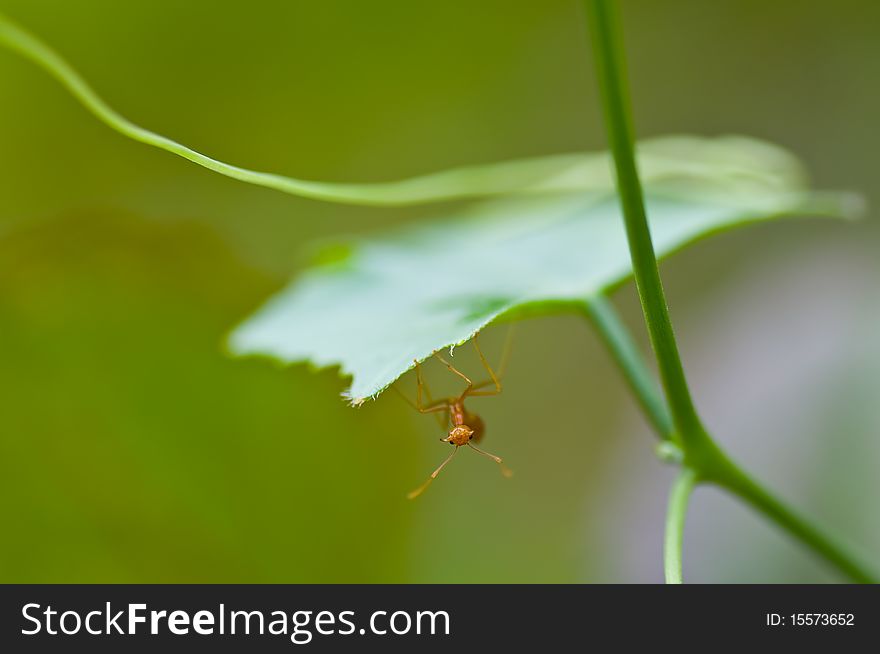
left=227, top=136, right=860, bottom=404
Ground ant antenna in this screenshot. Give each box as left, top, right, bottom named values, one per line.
left=407, top=447, right=459, bottom=500
left=467, top=443, right=514, bottom=478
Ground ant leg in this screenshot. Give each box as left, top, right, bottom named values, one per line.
left=433, top=352, right=473, bottom=400
left=468, top=333, right=502, bottom=396
left=412, top=360, right=448, bottom=413
left=391, top=383, right=419, bottom=410
left=410, top=359, right=449, bottom=429
left=469, top=326, right=516, bottom=394
left=495, top=323, right=516, bottom=380
left=415, top=358, right=429, bottom=409
left=467, top=442, right=514, bottom=478
left=407, top=446, right=459, bottom=500
left=391, top=383, right=446, bottom=414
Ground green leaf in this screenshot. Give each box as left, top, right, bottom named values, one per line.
left=228, top=136, right=861, bottom=404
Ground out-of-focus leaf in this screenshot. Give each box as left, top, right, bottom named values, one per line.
left=228, top=137, right=861, bottom=403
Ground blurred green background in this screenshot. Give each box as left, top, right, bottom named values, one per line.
left=1, top=0, right=877, bottom=582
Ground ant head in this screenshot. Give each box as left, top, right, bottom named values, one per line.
left=443, top=425, right=474, bottom=446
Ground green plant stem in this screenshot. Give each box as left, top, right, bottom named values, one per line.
left=581, top=294, right=878, bottom=583
left=664, top=467, right=697, bottom=584
left=584, top=0, right=705, bottom=450
left=704, top=451, right=878, bottom=584
left=584, top=0, right=877, bottom=583
left=581, top=296, right=673, bottom=440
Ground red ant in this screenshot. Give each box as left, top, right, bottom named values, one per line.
left=395, top=332, right=513, bottom=499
